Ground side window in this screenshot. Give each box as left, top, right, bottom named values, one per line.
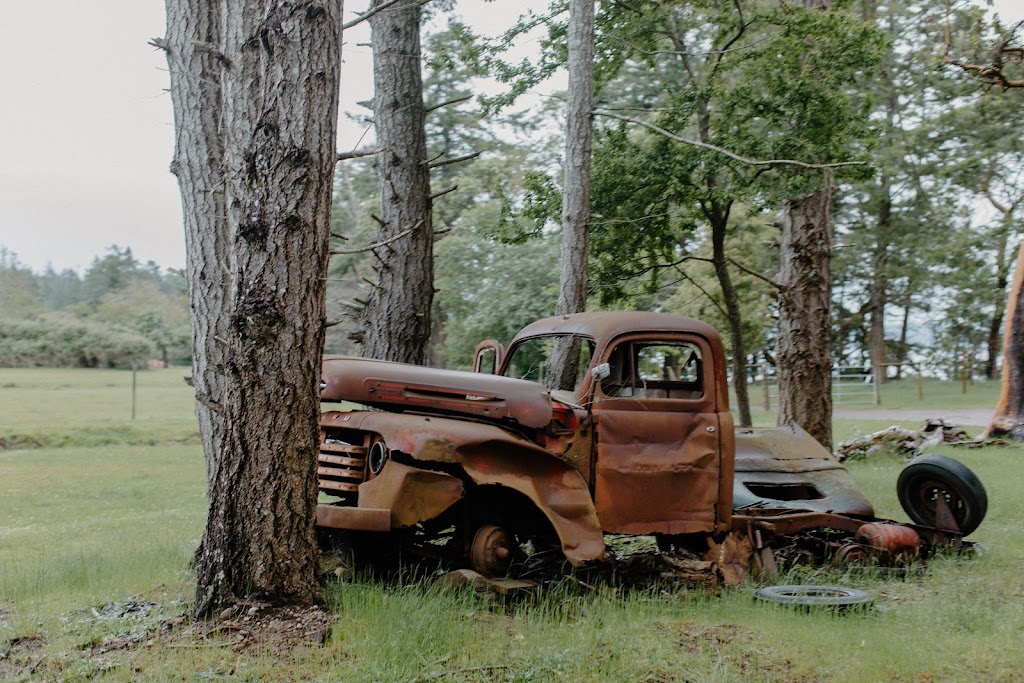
left=602, top=341, right=704, bottom=400
left=503, top=335, right=595, bottom=392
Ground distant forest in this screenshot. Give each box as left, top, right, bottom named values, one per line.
left=0, top=246, right=189, bottom=368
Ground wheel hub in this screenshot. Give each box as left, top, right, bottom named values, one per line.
left=470, top=524, right=515, bottom=577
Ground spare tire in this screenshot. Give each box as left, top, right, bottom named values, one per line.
left=754, top=584, right=873, bottom=608
left=897, top=454, right=987, bottom=536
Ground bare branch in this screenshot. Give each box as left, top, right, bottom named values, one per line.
left=431, top=185, right=458, bottom=200
left=342, top=0, right=406, bottom=30
left=330, top=221, right=423, bottom=255
left=337, top=147, right=379, bottom=162
left=149, top=37, right=169, bottom=52
left=727, top=256, right=783, bottom=290
left=428, top=151, right=482, bottom=169
left=425, top=95, right=473, bottom=113
left=594, top=109, right=866, bottom=170
left=672, top=266, right=730, bottom=319
left=331, top=231, right=349, bottom=241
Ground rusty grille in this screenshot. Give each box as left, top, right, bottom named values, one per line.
left=318, top=429, right=369, bottom=501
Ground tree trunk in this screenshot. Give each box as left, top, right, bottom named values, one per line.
left=895, top=285, right=912, bottom=379
left=549, top=0, right=595, bottom=390
left=777, top=188, right=834, bottom=449
left=985, top=214, right=1013, bottom=379
left=868, top=180, right=890, bottom=385
left=358, top=0, right=434, bottom=364
left=164, top=0, right=342, bottom=616
left=987, top=242, right=1024, bottom=439
left=710, top=212, right=752, bottom=427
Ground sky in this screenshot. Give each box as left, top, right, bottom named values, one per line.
left=0, top=0, right=1021, bottom=274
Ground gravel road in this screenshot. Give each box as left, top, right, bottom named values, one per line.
left=833, top=407, right=993, bottom=427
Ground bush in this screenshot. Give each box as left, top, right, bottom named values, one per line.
left=0, top=315, right=154, bottom=368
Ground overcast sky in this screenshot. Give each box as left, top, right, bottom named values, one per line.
left=0, top=0, right=1020, bottom=274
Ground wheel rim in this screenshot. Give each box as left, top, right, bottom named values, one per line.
left=907, top=475, right=968, bottom=529
left=470, top=524, right=515, bottom=577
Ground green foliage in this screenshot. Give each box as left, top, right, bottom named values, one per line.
left=435, top=229, right=560, bottom=369
left=0, top=315, right=154, bottom=368
left=0, top=245, right=190, bottom=368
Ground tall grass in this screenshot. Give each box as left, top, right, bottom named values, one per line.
left=0, top=367, right=198, bottom=449
left=1, top=368, right=1022, bottom=681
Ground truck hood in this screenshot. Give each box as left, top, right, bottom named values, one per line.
left=320, top=356, right=554, bottom=429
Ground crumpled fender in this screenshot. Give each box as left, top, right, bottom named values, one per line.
left=324, top=410, right=606, bottom=565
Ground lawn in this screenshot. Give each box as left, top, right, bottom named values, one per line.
left=1, top=368, right=1022, bottom=681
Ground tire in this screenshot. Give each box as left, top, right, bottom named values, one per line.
left=754, top=584, right=873, bottom=608
left=897, top=454, right=987, bottom=536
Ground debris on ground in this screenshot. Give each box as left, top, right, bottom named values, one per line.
left=835, top=419, right=974, bottom=461
left=153, top=602, right=333, bottom=656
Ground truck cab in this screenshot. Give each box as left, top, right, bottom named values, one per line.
left=316, top=312, right=872, bottom=574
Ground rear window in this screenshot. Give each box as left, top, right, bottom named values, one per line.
left=601, top=340, right=704, bottom=400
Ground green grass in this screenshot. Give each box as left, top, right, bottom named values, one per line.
left=1, top=368, right=1022, bottom=681
left=0, top=367, right=199, bottom=449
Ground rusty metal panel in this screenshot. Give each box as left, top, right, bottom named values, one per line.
left=459, top=447, right=606, bottom=565
left=358, top=460, right=464, bottom=529
left=316, top=504, right=391, bottom=532
left=734, top=424, right=874, bottom=516
left=321, top=356, right=552, bottom=428
left=592, top=409, right=722, bottom=535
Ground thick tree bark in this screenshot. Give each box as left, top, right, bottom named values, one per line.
left=549, top=0, right=595, bottom=390
left=358, top=0, right=434, bottom=364
left=164, top=0, right=342, bottom=616
left=777, top=188, right=834, bottom=449
left=987, top=242, right=1024, bottom=439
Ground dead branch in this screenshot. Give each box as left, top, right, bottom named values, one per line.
left=431, top=185, right=458, bottom=200
left=330, top=221, right=423, bottom=255
left=425, top=95, right=472, bottom=113
left=727, top=256, right=783, bottom=290
left=593, top=109, right=866, bottom=170
left=427, top=151, right=482, bottom=169
left=342, top=0, right=406, bottom=30
left=337, top=147, right=379, bottom=162
left=834, top=420, right=972, bottom=462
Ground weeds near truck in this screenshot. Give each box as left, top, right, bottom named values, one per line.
left=1, top=368, right=1023, bottom=681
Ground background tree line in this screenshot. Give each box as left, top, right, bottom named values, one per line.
left=0, top=245, right=190, bottom=368
left=327, top=0, right=1022, bottom=392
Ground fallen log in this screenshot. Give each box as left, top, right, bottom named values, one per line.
left=835, top=419, right=972, bottom=462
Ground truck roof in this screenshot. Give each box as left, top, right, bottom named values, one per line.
left=511, top=311, right=723, bottom=347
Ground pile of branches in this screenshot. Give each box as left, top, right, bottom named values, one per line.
left=835, top=419, right=974, bottom=462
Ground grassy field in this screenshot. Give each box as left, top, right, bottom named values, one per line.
left=1, top=368, right=1022, bottom=681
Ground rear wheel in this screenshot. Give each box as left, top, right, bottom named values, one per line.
left=897, top=454, right=987, bottom=535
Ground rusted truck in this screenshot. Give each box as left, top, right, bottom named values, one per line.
left=316, top=312, right=986, bottom=577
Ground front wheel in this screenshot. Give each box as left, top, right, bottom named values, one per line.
left=897, top=454, right=987, bottom=535
left=469, top=524, right=517, bottom=577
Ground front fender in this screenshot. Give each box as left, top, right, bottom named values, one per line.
left=324, top=410, right=605, bottom=565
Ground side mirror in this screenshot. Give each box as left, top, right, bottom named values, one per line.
left=591, top=363, right=611, bottom=381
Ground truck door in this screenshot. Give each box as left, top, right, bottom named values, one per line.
left=590, top=335, right=728, bottom=535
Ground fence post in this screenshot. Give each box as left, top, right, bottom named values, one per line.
left=761, top=361, right=770, bottom=411
left=131, top=361, right=138, bottom=421
left=961, top=351, right=968, bottom=395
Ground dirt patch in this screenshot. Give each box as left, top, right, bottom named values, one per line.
left=0, top=632, right=46, bottom=680
left=149, top=603, right=332, bottom=656
left=677, top=622, right=751, bottom=652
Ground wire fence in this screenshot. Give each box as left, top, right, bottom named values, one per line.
left=749, top=362, right=925, bottom=409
